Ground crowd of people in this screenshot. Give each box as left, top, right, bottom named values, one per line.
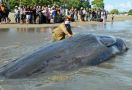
left=0, top=3, right=108, bottom=42
left=0, top=3, right=108, bottom=24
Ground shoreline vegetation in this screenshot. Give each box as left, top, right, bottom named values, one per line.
left=0, top=13, right=132, bottom=29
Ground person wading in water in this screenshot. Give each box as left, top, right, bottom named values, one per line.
left=52, top=16, right=73, bottom=42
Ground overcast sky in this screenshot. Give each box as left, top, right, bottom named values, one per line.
left=90, top=0, right=132, bottom=11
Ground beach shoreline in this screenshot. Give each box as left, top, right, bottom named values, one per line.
left=0, top=14, right=132, bottom=29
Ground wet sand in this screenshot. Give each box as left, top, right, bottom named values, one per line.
left=0, top=13, right=132, bottom=29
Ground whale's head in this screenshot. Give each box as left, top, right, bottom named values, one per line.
left=98, top=35, right=128, bottom=54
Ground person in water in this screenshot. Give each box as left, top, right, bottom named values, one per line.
left=52, top=16, right=73, bottom=41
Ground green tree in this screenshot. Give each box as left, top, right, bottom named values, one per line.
left=128, top=9, right=132, bottom=15
left=66, top=0, right=80, bottom=8
left=7, top=0, right=90, bottom=10
left=8, top=0, right=19, bottom=9
left=80, top=0, right=89, bottom=8
left=92, top=0, right=104, bottom=9
left=110, top=9, right=119, bottom=14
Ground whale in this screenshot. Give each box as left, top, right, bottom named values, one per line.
left=0, top=34, right=128, bottom=78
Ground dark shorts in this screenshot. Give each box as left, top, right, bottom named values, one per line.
left=65, top=24, right=72, bottom=35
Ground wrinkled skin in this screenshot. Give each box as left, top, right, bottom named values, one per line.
left=0, top=34, right=128, bottom=78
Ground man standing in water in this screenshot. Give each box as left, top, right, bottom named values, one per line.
left=52, top=16, right=73, bottom=41
left=111, top=14, right=114, bottom=22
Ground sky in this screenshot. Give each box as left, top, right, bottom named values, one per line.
left=90, top=0, right=132, bottom=12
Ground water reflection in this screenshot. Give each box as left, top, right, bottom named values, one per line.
left=0, top=27, right=52, bottom=33
left=0, top=28, right=9, bottom=32
left=17, top=27, right=51, bottom=33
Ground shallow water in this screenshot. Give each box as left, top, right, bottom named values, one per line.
left=0, top=21, right=132, bottom=90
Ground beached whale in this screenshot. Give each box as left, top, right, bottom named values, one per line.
left=0, top=34, right=128, bottom=78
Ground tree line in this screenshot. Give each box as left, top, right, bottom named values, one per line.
left=2, top=0, right=132, bottom=15
left=2, top=0, right=106, bottom=10
left=7, top=0, right=90, bottom=9
left=110, top=9, right=132, bottom=15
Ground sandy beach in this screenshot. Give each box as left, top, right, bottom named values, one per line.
left=0, top=13, right=132, bottom=29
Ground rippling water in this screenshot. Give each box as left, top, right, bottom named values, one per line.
left=0, top=21, right=132, bottom=90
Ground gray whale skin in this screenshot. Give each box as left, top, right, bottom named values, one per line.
left=0, top=34, right=128, bottom=78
